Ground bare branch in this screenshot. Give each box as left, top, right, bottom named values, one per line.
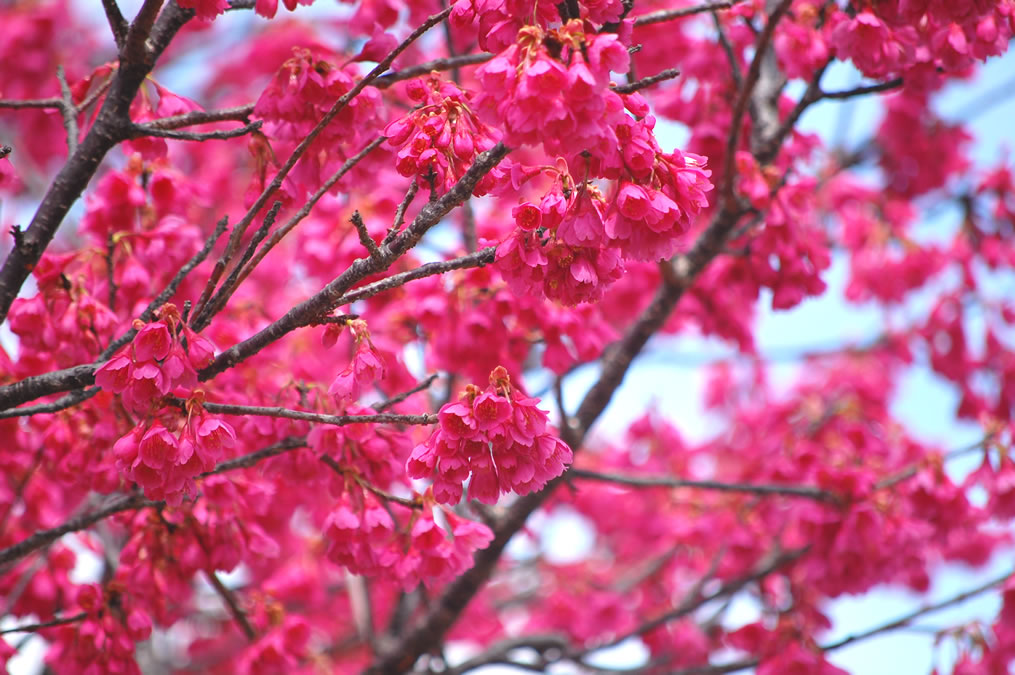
left=199, top=143, right=509, bottom=381
left=0, top=98, right=63, bottom=109
left=373, top=53, right=494, bottom=89
left=220, top=136, right=387, bottom=313
left=320, top=456, right=422, bottom=509
left=191, top=401, right=437, bottom=427
left=201, top=436, right=308, bottom=477
left=569, top=468, right=840, bottom=502
left=0, top=494, right=162, bottom=568
left=100, top=0, right=129, bottom=48
left=129, top=120, right=263, bottom=141
left=121, top=0, right=165, bottom=63
left=719, top=0, right=793, bottom=205
left=613, top=67, right=681, bottom=94
left=633, top=0, right=743, bottom=25
left=822, top=77, right=904, bottom=100
left=190, top=203, right=281, bottom=330
left=373, top=373, right=440, bottom=412
left=55, top=66, right=79, bottom=154
left=142, top=104, right=255, bottom=131
left=0, top=387, right=99, bottom=419
left=205, top=569, right=256, bottom=642
left=352, top=211, right=383, bottom=261
left=0, top=612, right=88, bottom=636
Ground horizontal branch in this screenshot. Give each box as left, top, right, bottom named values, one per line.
left=340, top=246, right=496, bottom=306
left=129, top=119, right=262, bottom=141
left=141, top=103, right=255, bottom=131
left=0, top=97, right=63, bottom=109
left=569, top=468, right=839, bottom=502
left=633, top=0, right=742, bottom=25
left=0, top=612, right=88, bottom=635
left=196, top=401, right=437, bottom=427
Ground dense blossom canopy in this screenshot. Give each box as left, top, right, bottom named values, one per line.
left=1, top=0, right=1014, bottom=673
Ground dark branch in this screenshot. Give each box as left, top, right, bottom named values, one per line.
left=569, top=468, right=840, bottom=502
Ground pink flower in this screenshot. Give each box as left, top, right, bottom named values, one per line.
left=407, top=367, right=572, bottom=504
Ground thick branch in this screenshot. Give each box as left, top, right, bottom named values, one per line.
left=0, top=1, right=193, bottom=325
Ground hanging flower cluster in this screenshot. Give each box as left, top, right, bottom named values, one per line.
left=384, top=73, right=504, bottom=195
left=407, top=366, right=572, bottom=503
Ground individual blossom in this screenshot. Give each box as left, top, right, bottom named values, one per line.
left=407, top=366, right=572, bottom=504
left=327, top=319, right=386, bottom=404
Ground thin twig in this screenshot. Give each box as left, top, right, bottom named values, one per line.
left=129, top=120, right=263, bottom=141
left=821, top=77, right=904, bottom=99
left=385, top=179, right=419, bottom=245
left=373, top=373, right=440, bottom=412
left=614, top=67, right=681, bottom=94
left=352, top=211, right=383, bottom=261
left=204, top=569, right=256, bottom=642
left=320, top=456, right=422, bottom=509
left=226, top=136, right=387, bottom=305
left=373, top=53, right=494, bottom=89
left=0, top=612, right=88, bottom=635
left=633, top=0, right=743, bottom=25
left=56, top=66, right=80, bottom=154
left=201, top=436, right=308, bottom=477
left=193, top=401, right=437, bottom=427
left=568, top=468, right=840, bottom=502
left=191, top=203, right=281, bottom=330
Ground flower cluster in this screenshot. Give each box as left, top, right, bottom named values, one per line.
left=450, top=0, right=562, bottom=52
left=497, top=139, right=712, bottom=304
left=385, top=74, right=504, bottom=195
left=474, top=20, right=630, bottom=164
left=112, top=409, right=236, bottom=504
left=44, top=583, right=152, bottom=675
left=323, top=492, right=494, bottom=589
left=407, top=366, right=572, bottom=503
left=253, top=47, right=382, bottom=199
left=95, top=305, right=214, bottom=415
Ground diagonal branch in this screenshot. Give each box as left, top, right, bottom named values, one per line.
left=198, top=143, right=509, bottom=381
